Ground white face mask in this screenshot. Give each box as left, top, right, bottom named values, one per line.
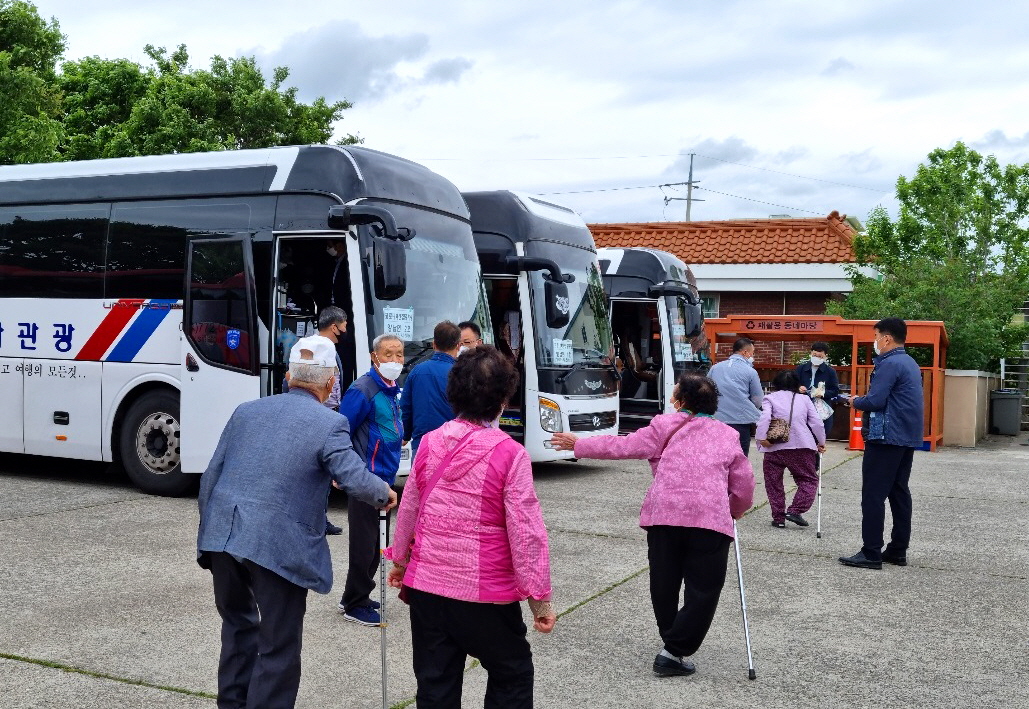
left=745, top=356, right=755, bottom=365
left=458, top=346, right=469, bottom=356
left=809, top=356, right=826, bottom=367
left=326, top=246, right=339, bottom=258
left=377, top=360, right=404, bottom=381
left=873, top=340, right=881, bottom=356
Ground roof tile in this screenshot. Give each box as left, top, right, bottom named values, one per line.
left=588, top=211, right=858, bottom=265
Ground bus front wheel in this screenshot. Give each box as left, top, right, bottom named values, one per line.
left=118, top=390, right=193, bottom=496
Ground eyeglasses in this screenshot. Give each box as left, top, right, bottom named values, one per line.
left=460, top=338, right=481, bottom=346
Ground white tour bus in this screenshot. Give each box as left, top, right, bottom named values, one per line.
left=0, top=145, right=490, bottom=495
left=463, top=191, right=619, bottom=460
left=598, top=246, right=707, bottom=432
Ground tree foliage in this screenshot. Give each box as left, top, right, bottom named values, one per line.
left=1, top=1, right=358, bottom=165
left=0, top=0, right=65, bottom=163
left=829, top=142, right=1029, bottom=371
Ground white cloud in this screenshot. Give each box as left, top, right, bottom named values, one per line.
left=29, top=0, right=1029, bottom=228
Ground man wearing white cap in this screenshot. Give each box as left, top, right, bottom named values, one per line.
left=197, top=336, right=397, bottom=709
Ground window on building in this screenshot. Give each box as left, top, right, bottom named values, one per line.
left=700, top=294, right=719, bottom=319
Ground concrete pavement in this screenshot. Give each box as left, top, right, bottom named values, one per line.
left=1, top=435, right=1026, bottom=708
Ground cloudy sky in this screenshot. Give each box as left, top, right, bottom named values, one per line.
left=32, top=0, right=1029, bottom=226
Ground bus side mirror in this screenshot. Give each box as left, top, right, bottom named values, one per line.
left=374, top=237, right=407, bottom=301
left=685, top=302, right=703, bottom=338
left=544, top=279, right=570, bottom=330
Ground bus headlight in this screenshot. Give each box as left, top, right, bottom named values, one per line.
left=539, top=397, right=563, bottom=433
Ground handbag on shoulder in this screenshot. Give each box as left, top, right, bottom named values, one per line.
left=766, top=393, right=796, bottom=444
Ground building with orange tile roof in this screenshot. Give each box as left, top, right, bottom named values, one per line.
left=589, top=211, right=876, bottom=368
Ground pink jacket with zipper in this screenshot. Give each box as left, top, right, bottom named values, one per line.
left=573, top=413, right=755, bottom=538
left=388, top=419, right=552, bottom=604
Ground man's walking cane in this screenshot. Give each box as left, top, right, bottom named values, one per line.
left=379, top=511, right=389, bottom=709
left=815, top=453, right=823, bottom=539
left=732, top=520, right=756, bottom=680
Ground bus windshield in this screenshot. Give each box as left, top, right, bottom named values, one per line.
left=362, top=204, right=490, bottom=364
left=526, top=241, right=612, bottom=368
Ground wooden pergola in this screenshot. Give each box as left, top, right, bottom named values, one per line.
left=704, top=315, right=949, bottom=451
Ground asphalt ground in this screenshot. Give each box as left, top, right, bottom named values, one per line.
left=1, top=435, right=1027, bottom=708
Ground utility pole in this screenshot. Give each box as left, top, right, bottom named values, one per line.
left=662, top=153, right=703, bottom=220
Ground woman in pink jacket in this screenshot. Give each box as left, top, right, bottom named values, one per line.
left=756, top=370, right=826, bottom=529
left=551, top=374, right=754, bottom=678
left=387, top=346, right=554, bottom=709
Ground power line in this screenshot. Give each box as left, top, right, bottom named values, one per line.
left=695, top=185, right=823, bottom=213
left=418, top=154, right=679, bottom=162
left=540, top=181, right=828, bottom=216
left=539, top=182, right=679, bottom=196
left=419, top=151, right=892, bottom=192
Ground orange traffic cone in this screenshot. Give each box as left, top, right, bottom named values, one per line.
left=847, top=410, right=865, bottom=451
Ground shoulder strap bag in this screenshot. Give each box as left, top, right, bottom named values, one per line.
left=765, top=394, right=795, bottom=444
left=660, top=413, right=694, bottom=455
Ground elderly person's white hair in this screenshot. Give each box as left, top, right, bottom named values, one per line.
left=371, top=333, right=403, bottom=352
left=288, top=359, right=338, bottom=387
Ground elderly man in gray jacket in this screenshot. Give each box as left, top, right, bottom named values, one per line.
left=197, top=336, right=397, bottom=709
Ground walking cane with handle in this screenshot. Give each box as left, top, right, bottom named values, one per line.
left=733, top=520, right=756, bottom=680
left=379, top=511, right=389, bottom=709
left=816, top=453, right=823, bottom=539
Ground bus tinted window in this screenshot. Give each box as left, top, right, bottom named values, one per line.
left=187, top=239, right=253, bottom=372
left=0, top=205, right=108, bottom=298
left=107, top=201, right=254, bottom=300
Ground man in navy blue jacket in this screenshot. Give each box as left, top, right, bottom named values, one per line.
left=795, top=341, right=840, bottom=439
left=840, top=318, right=924, bottom=570
left=399, top=321, right=460, bottom=459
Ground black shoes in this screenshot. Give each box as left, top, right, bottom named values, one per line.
left=653, top=653, right=696, bottom=677
left=785, top=512, right=809, bottom=527
left=881, top=551, right=908, bottom=566
left=838, top=551, right=882, bottom=570
left=325, top=521, right=343, bottom=535
left=771, top=520, right=786, bottom=528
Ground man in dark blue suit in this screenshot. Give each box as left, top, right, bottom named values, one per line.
left=197, top=337, right=397, bottom=709
left=795, top=341, right=841, bottom=439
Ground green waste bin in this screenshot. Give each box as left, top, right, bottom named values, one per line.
left=990, top=389, right=1024, bottom=436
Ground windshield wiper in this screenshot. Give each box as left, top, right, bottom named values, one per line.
left=555, top=359, right=588, bottom=385
left=555, top=355, right=621, bottom=385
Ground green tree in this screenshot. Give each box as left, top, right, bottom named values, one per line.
left=0, top=0, right=65, bottom=164
left=58, top=45, right=358, bottom=159
left=58, top=56, right=149, bottom=160
left=829, top=142, right=1029, bottom=370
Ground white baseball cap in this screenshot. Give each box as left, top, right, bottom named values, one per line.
left=289, top=335, right=337, bottom=368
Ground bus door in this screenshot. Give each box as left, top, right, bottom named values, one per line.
left=0, top=356, right=24, bottom=453
left=269, top=233, right=364, bottom=395
left=181, top=237, right=261, bottom=474
left=483, top=275, right=525, bottom=441
left=611, top=299, right=664, bottom=431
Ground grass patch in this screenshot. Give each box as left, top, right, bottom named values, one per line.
left=0, top=652, right=216, bottom=699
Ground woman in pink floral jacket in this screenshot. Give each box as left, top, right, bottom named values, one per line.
left=551, top=373, right=754, bottom=678
left=387, top=346, right=554, bottom=709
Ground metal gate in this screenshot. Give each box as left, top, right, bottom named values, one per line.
left=999, top=300, right=1029, bottom=430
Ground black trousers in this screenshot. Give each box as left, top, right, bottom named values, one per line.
left=407, top=587, right=534, bottom=709
left=341, top=498, right=389, bottom=610
left=647, top=525, right=732, bottom=658
left=208, top=551, right=308, bottom=709
left=727, top=423, right=753, bottom=457
left=861, top=442, right=914, bottom=561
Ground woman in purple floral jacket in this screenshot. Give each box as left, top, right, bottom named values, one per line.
left=552, top=373, right=754, bottom=678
